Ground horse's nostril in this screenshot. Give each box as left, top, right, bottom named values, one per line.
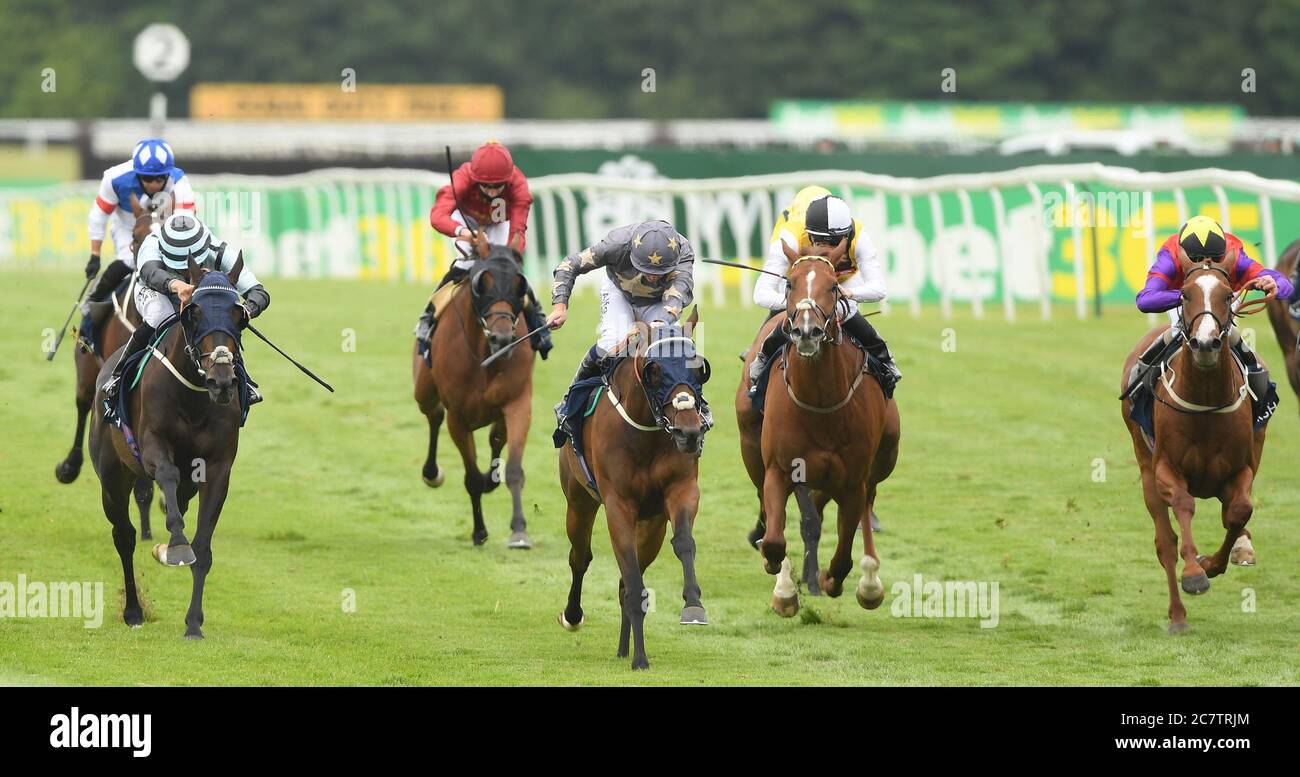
left=1210, top=339, right=1223, bottom=350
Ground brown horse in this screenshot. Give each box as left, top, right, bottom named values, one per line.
left=56, top=193, right=171, bottom=538
left=1264, top=239, right=1300, bottom=412
left=745, top=239, right=899, bottom=617
left=413, top=232, right=536, bottom=548
left=557, top=313, right=711, bottom=670
left=88, top=256, right=248, bottom=637
left=1120, top=257, right=1271, bottom=634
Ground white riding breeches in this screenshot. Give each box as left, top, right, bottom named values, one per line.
left=111, top=219, right=136, bottom=265
left=449, top=210, right=510, bottom=271
left=135, top=285, right=176, bottom=328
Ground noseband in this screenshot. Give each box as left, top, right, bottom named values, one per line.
left=781, top=256, right=844, bottom=346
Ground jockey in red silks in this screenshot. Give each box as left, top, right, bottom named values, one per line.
left=1125, top=215, right=1293, bottom=400
left=416, top=141, right=552, bottom=359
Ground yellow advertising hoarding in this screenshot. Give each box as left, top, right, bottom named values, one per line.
left=190, top=83, right=503, bottom=121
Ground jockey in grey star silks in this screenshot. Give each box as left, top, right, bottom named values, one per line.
left=84, top=138, right=196, bottom=305
left=101, top=212, right=270, bottom=405
left=546, top=219, right=697, bottom=386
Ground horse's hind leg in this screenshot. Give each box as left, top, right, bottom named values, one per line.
left=502, top=395, right=533, bottom=549
left=794, top=486, right=822, bottom=596
left=445, top=412, right=488, bottom=545
left=1201, top=469, right=1255, bottom=577
left=184, top=465, right=230, bottom=640
left=133, top=476, right=154, bottom=540
left=420, top=402, right=447, bottom=487
left=101, top=470, right=143, bottom=627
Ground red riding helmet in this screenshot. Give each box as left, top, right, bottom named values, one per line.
left=468, top=141, right=513, bottom=185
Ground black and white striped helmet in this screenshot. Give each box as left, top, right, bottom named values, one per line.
left=158, top=212, right=212, bottom=269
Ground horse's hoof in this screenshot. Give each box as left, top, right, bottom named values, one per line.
left=184, top=631, right=204, bottom=641
left=558, top=611, right=585, bottom=631
left=140, top=530, right=152, bottom=542
left=631, top=657, right=649, bottom=671
left=1168, top=621, right=1190, bottom=636
left=506, top=531, right=533, bottom=550
left=819, top=569, right=844, bottom=598
left=471, top=529, right=489, bottom=546
left=1230, top=536, right=1256, bottom=567
left=123, top=610, right=144, bottom=628
left=1196, top=554, right=1222, bottom=579
left=856, top=556, right=885, bottom=610
left=803, top=576, right=823, bottom=596
left=422, top=465, right=445, bottom=488
left=771, top=594, right=799, bottom=618
left=680, top=605, right=709, bottom=625
left=1180, top=573, right=1210, bottom=595
left=746, top=525, right=764, bottom=550
left=54, top=461, right=80, bottom=484
left=870, top=511, right=882, bottom=533
left=153, top=543, right=195, bottom=567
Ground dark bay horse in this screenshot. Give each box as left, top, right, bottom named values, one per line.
left=88, top=257, right=248, bottom=638
left=1264, top=239, right=1300, bottom=413
left=746, top=240, right=899, bottom=617
left=557, top=314, right=712, bottom=670
left=1121, top=257, right=1271, bottom=634
left=413, top=233, right=536, bottom=548
left=56, top=194, right=171, bottom=538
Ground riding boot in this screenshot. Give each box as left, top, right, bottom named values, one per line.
left=841, top=313, right=902, bottom=383
left=102, top=322, right=155, bottom=400
left=524, top=294, right=553, bottom=360
left=83, top=259, right=132, bottom=309
left=747, top=326, right=786, bottom=395
left=1232, top=340, right=1271, bottom=401
left=555, top=345, right=608, bottom=425
left=1122, top=329, right=1177, bottom=399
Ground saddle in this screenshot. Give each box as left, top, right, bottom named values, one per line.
left=750, top=335, right=895, bottom=414
left=429, top=278, right=467, bottom=322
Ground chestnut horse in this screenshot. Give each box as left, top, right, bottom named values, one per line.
left=413, top=233, right=536, bottom=548
left=56, top=193, right=171, bottom=538
left=1264, top=239, right=1300, bottom=413
left=88, top=256, right=249, bottom=637
left=557, top=314, right=711, bottom=670
left=1120, top=257, right=1272, bottom=634
left=745, top=239, right=899, bottom=617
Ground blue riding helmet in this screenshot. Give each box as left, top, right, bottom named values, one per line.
left=132, top=138, right=175, bottom=179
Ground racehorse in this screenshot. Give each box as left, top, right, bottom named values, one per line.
left=1120, top=256, right=1271, bottom=634
left=1264, top=239, right=1300, bottom=413
left=556, top=313, right=712, bottom=669
left=413, top=232, right=537, bottom=548
left=88, top=256, right=249, bottom=638
left=744, top=239, right=899, bottom=617
left=56, top=193, right=171, bottom=539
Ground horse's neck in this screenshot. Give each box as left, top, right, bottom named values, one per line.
left=1169, top=346, right=1241, bottom=406
left=160, top=328, right=208, bottom=406
left=612, top=360, right=658, bottom=429
left=785, top=339, right=859, bottom=404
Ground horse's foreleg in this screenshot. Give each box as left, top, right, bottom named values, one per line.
left=794, top=486, right=822, bottom=596
left=759, top=467, right=790, bottom=575
left=666, top=485, right=706, bottom=625
left=857, top=480, right=885, bottom=610
left=607, top=498, right=649, bottom=670
left=483, top=418, right=505, bottom=494
left=133, top=476, right=153, bottom=540
left=1144, top=467, right=1187, bottom=632
left=503, top=396, right=532, bottom=548
left=820, top=483, right=864, bottom=598
left=184, top=464, right=231, bottom=640
left=56, top=393, right=91, bottom=484
left=1156, top=461, right=1208, bottom=596
left=560, top=499, right=597, bottom=630
left=420, top=403, right=446, bottom=487
left=1203, top=469, right=1255, bottom=577
left=445, top=413, right=487, bottom=545
left=144, top=446, right=195, bottom=567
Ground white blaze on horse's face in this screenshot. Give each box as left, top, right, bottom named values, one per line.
left=1187, top=273, right=1227, bottom=370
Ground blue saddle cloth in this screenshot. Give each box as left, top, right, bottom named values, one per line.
left=1129, top=375, right=1279, bottom=448
left=552, top=374, right=613, bottom=499
left=78, top=277, right=133, bottom=356
left=105, top=317, right=253, bottom=461
left=751, top=336, right=894, bottom=414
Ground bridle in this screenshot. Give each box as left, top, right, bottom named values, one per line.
left=180, top=285, right=243, bottom=383
left=606, top=335, right=711, bottom=436
left=470, top=262, right=524, bottom=342
left=1156, top=264, right=1251, bottom=415
left=780, top=255, right=845, bottom=347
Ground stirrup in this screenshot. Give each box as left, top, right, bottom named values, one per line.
left=247, top=385, right=264, bottom=405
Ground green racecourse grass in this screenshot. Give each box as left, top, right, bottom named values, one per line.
left=2, top=269, right=1299, bottom=686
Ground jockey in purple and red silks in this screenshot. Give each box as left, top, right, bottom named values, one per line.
left=1125, top=215, right=1293, bottom=400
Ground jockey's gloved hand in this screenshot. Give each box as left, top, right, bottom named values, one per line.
left=84, top=253, right=101, bottom=279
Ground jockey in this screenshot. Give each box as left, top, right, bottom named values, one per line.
left=1126, top=215, right=1292, bottom=400
left=546, top=219, right=695, bottom=385
left=747, top=191, right=897, bottom=395
left=418, top=140, right=552, bottom=359
left=101, top=213, right=270, bottom=404
left=84, top=138, right=195, bottom=304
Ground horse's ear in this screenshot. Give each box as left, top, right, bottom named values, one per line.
left=181, top=299, right=201, bottom=327
left=187, top=252, right=203, bottom=284
left=641, top=358, right=662, bottom=386
left=130, top=193, right=143, bottom=217
left=685, top=305, right=699, bottom=329
left=228, top=251, right=244, bottom=287
left=781, top=238, right=799, bottom=264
